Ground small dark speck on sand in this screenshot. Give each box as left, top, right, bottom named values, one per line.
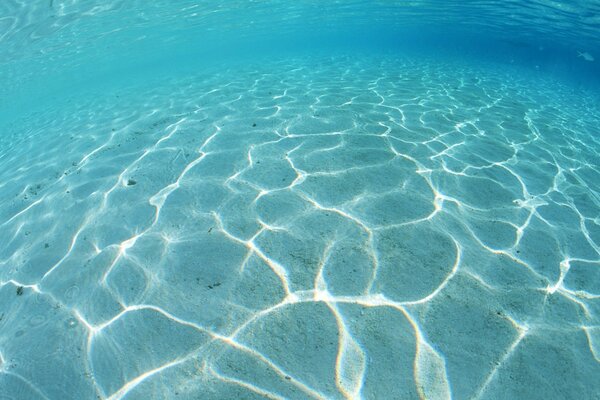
left=16, top=286, right=24, bottom=296
left=252, top=123, right=257, bottom=127
left=285, top=376, right=291, bottom=380
left=207, top=282, right=221, bottom=290
left=207, top=227, right=213, bottom=233
left=127, top=179, right=137, bottom=186
left=44, top=243, right=50, bottom=248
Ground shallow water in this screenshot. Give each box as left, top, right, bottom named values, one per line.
left=1, top=2, right=600, bottom=400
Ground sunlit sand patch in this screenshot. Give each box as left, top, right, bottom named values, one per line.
left=0, top=56, right=599, bottom=398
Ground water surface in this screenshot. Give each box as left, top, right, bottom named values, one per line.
left=1, top=2, right=599, bottom=400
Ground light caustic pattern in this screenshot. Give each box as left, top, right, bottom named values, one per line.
left=0, top=57, right=599, bottom=399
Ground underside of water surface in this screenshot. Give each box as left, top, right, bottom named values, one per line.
left=1, top=1, right=600, bottom=400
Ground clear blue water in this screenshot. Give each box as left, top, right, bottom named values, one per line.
left=1, top=2, right=600, bottom=400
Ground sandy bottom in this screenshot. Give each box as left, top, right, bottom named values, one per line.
left=0, top=55, right=599, bottom=399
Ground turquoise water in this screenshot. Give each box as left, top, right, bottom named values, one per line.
left=1, top=2, right=600, bottom=400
